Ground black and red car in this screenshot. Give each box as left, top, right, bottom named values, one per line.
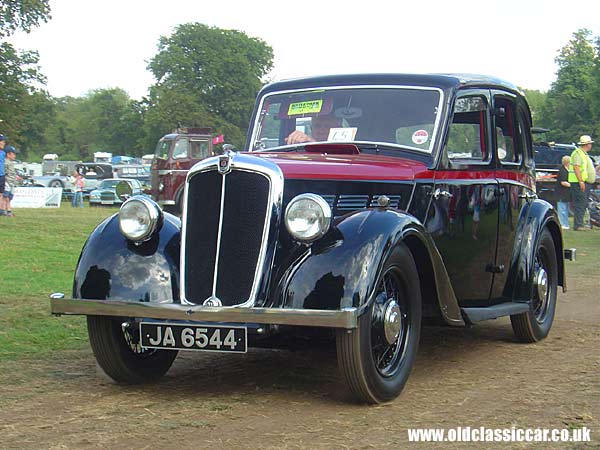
left=51, top=74, right=569, bottom=404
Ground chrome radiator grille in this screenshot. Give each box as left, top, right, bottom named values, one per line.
left=183, top=167, right=271, bottom=306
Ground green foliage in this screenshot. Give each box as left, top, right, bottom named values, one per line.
left=0, top=42, right=47, bottom=148
left=146, top=23, right=274, bottom=149
left=522, top=89, right=546, bottom=124
left=10, top=23, right=600, bottom=161
left=38, top=89, right=146, bottom=160
left=0, top=0, right=51, bottom=38
left=538, top=29, right=600, bottom=149
left=2, top=19, right=271, bottom=159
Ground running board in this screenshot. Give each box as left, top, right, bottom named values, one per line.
left=461, top=302, right=530, bottom=323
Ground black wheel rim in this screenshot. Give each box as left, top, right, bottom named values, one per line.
left=533, top=247, right=553, bottom=324
left=370, top=266, right=411, bottom=377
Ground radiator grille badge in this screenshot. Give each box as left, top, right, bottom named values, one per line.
left=203, top=297, right=223, bottom=307
left=218, top=151, right=232, bottom=174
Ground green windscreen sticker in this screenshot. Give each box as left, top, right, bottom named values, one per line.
left=288, top=100, right=323, bottom=115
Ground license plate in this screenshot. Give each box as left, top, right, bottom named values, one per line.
left=140, top=322, right=247, bottom=353
left=101, top=201, right=113, bottom=205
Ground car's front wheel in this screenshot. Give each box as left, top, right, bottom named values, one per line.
left=510, top=228, right=558, bottom=342
left=49, top=179, right=64, bottom=188
left=87, top=316, right=178, bottom=383
left=336, top=244, right=422, bottom=403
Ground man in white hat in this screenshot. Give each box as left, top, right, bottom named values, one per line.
left=568, top=135, right=595, bottom=230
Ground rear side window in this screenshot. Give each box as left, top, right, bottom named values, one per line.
left=446, top=96, right=489, bottom=161
left=190, top=140, right=210, bottom=159
left=493, top=96, right=521, bottom=164
left=173, top=138, right=189, bottom=159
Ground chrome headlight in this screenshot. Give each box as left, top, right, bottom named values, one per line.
left=285, top=194, right=332, bottom=242
left=118, top=196, right=162, bottom=242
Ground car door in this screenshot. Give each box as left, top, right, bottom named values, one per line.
left=490, top=92, right=535, bottom=300
left=427, top=90, right=499, bottom=304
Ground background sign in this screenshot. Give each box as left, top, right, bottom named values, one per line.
left=12, top=187, right=63, bottom=208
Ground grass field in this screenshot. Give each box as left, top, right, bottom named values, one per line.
left=0, top=202, right=597, bottom=362
left=0, top=202, right=118, bottom=360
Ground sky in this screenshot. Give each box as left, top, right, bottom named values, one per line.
left=7, top=0, right=600, bottom=101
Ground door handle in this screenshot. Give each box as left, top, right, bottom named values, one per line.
left=518, top=192, right=538, bottom=201
left=433, top=188, right=453, bottom=200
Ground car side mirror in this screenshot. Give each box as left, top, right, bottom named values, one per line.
left=115, top=181, right=133, bottom=200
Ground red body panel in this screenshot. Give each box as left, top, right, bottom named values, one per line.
left=251, top=152, right=535, bottom=190
left=252, top=152, right=428, bottom=181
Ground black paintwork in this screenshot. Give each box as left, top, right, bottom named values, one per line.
left=73, top=213, right=181, bottom=304
left=72, top=73, right=565, bottom=329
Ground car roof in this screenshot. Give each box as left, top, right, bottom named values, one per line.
left=259, top=73, right=523, bottom=96
left=101, top=178, right=135, bottom=183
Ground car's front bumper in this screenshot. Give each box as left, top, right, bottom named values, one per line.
left=49, top=294, right=359, bottom=329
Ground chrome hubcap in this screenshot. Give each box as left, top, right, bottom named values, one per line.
left=383, top=300, right=402, bottom=345
left=535, top=267, right=548, bottom=303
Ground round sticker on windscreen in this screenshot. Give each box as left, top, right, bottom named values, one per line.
left=412, top=130, right=429, bottom=145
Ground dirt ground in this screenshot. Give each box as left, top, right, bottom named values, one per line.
left=1, top=268, right=598, bottom=449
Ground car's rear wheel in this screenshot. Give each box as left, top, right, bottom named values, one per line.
left=87, top=316, right=177, bottom=383
left=336, top=244, right=421, bottom=403
left=510, top=229, right=558, bottom=342
left=49, top=179, right=64, bottom=188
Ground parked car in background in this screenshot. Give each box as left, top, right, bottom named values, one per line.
left=33, top=163, right=113, bottom=193
left=88, top=178, right=144, bottom=206
left=150, top=127, right=216, bottom=214
left=52, top=73, right=571, bottom=404
left=531, top=128, right=577, bottom=205
left=113, top=164, right=150, bottom=188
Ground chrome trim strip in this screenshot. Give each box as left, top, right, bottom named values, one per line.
left=180, top=153, right=284, bottom=307
left=158, top=200, right=176, bottom=206
left=50, top=298, right=358, bottom=329
left=250, top=85, right=445, bottom=154
left=211, top=173, right=228, bottom=300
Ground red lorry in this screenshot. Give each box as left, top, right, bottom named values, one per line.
left=150, top=128, right=216, bottom=214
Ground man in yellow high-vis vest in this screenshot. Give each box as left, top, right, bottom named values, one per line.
left=568, top=135, right=595, bottom=230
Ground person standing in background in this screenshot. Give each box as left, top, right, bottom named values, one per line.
left=568, top=135, right=595, bottom=230
left=71, top=171, right=84, bottom=208
left=0, top=135, right=6, bottom=215
left=2, top=146, right=19, bottom=217
left=556, top=155, right=571, bottom=229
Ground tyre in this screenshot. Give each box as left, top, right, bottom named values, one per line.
left=336, top=244, right=422, bottom=403
left=87, top=316, right=178, bottom=383
left=49, top=179, right=64, bottom=188
left=510, top=228, right=558, bottom=343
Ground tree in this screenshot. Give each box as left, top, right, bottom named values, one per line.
left=0, top=42, right=46, bottom=148
left=146, top=23, right=273, bottom=148
left=522, top=89, right=546, bottom=126
left=540, top=29, right=597, bottom=143
left=18, top=90, right=56, bottom=159
left=0, top=0, right=51, bottom=38
left=43, top=89, right=146, bottom=160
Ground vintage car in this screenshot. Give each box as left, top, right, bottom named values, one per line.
left=33, top=162, right=113, bottom=194
left=88, top=178, right=144, bottom=206
left=50, top=74, right=571, bottom=404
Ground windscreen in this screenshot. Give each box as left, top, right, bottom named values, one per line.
left=251, top=87, right=442, bottom=153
